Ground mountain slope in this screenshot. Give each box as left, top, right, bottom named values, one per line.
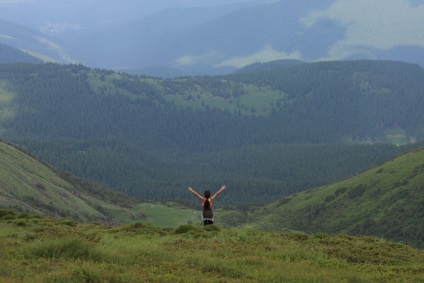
left=0, top=19, right=76, bottom=63
left=246, top=146, right=424, bottom=248
left=0, top=43, right=42, bottom=64
left=0, top=140, right=138, bottom=224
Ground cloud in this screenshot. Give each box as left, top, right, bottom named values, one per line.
left=214, top=45, right=302, bottom=68
left=301, top=0, right=424, bottom=60
left=40, top=22, right=83, bottom=34
left=175, top=50, right=224, bottom=66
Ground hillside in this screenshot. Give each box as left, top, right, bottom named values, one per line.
left=245, top=146, right=424, bottom=249
left=0, top=140, right=138, bottom=224
left=0, top=43, right=42, bottom=64
left=0, top=19, right=76, bottom=63
left=0, top=60, right=420, bottom=204
left=1, top=212, right=423, bottom=282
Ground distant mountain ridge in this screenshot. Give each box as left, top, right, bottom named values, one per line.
left=0, top=19, right=77, bottom=64
left=235, top=59, right=306, bottom=73
left=1, top=0, right=424, bottom=76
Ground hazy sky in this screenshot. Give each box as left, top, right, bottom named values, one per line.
left=0, top=0, right=261, bottom=30
left=0, top=0, right=257, bottom=10
left=1, top=0, right=423, bottom=68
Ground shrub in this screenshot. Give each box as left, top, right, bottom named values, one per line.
left=203, top=224, right=221, bottom=233
left=174, top=225, right=200, bottom=234
left=325, top=195, right=335, bottom=202
left=17, top=213, right=30, bottom=219
left=15, top=220, right=27, bottom=227
left=31, top=238, right=102, bottom=261
left=335, top=187, right=347, bottom=196
left=59, top=218, right=78, bottom=227
left=72, top=268, right=101, bottom=283
left=174, top=224, right=220, bottom=238
left=278, top=198, right=291, bottom=206
left=0, top=209, right=15, bottom=219
left=348, top=185, right=367, bottom=199
left=314, top=233, right=329, bottom=239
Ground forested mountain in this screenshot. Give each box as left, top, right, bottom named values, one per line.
left=0, top=60, right=422, bottom=205
left=245, top=146, right=424, bottom=249
left=0, top=43, right=42, bottom=64
left=0, top=140, right=137, bottom=224
left=230, top=60, right=424, bottom=144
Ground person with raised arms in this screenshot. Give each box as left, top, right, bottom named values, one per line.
left=188, top=185, right=227, bottom=225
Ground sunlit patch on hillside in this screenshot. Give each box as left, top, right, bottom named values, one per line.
left=35, top=36, right=75, bottom=63
left=0, top=81, right=16, bottom=123
left=21, top=49, right=56, bottom=62
left=163, top=88, right=282, bottom=117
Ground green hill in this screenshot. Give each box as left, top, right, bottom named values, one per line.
left=0, top=212, right=423, bottom=282
left=245, top=146, right=424, bottom=249
left=0, top=140, right=138, bottom=224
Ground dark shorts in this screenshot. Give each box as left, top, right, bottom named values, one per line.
left=203, top=220, right=214, bottom=226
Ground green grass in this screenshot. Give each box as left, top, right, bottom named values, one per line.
left=162, top=82, right=283, bottom=116
left=130, top=202, right=201, bottom=227
left=0, top=210, right=423, bottom=282
left=238, top=85, right=283, bottom=115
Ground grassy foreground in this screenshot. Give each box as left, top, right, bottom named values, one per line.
left=1, top=210, right=423, bottom=282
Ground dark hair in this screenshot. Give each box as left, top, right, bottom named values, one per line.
left=204, top=190, right=211, bottom=209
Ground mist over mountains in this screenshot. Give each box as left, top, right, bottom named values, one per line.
left=0, top=0, right=423, bottom=76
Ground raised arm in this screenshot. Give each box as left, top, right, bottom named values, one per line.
left=210, top=185, right=226, bottom=201
left=188, top=187, right=205, bottom=201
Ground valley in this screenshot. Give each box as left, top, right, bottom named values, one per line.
left=1, top=1, right=424, bottom=281
left=1, top=60, right=421, bottom=205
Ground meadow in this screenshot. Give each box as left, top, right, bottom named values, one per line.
left=1, top=209, right=423, bottom=282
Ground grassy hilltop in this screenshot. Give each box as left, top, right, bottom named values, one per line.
left=1, top=211, right=423, bottom=282
left=245, top=146, right=424, bottom=249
